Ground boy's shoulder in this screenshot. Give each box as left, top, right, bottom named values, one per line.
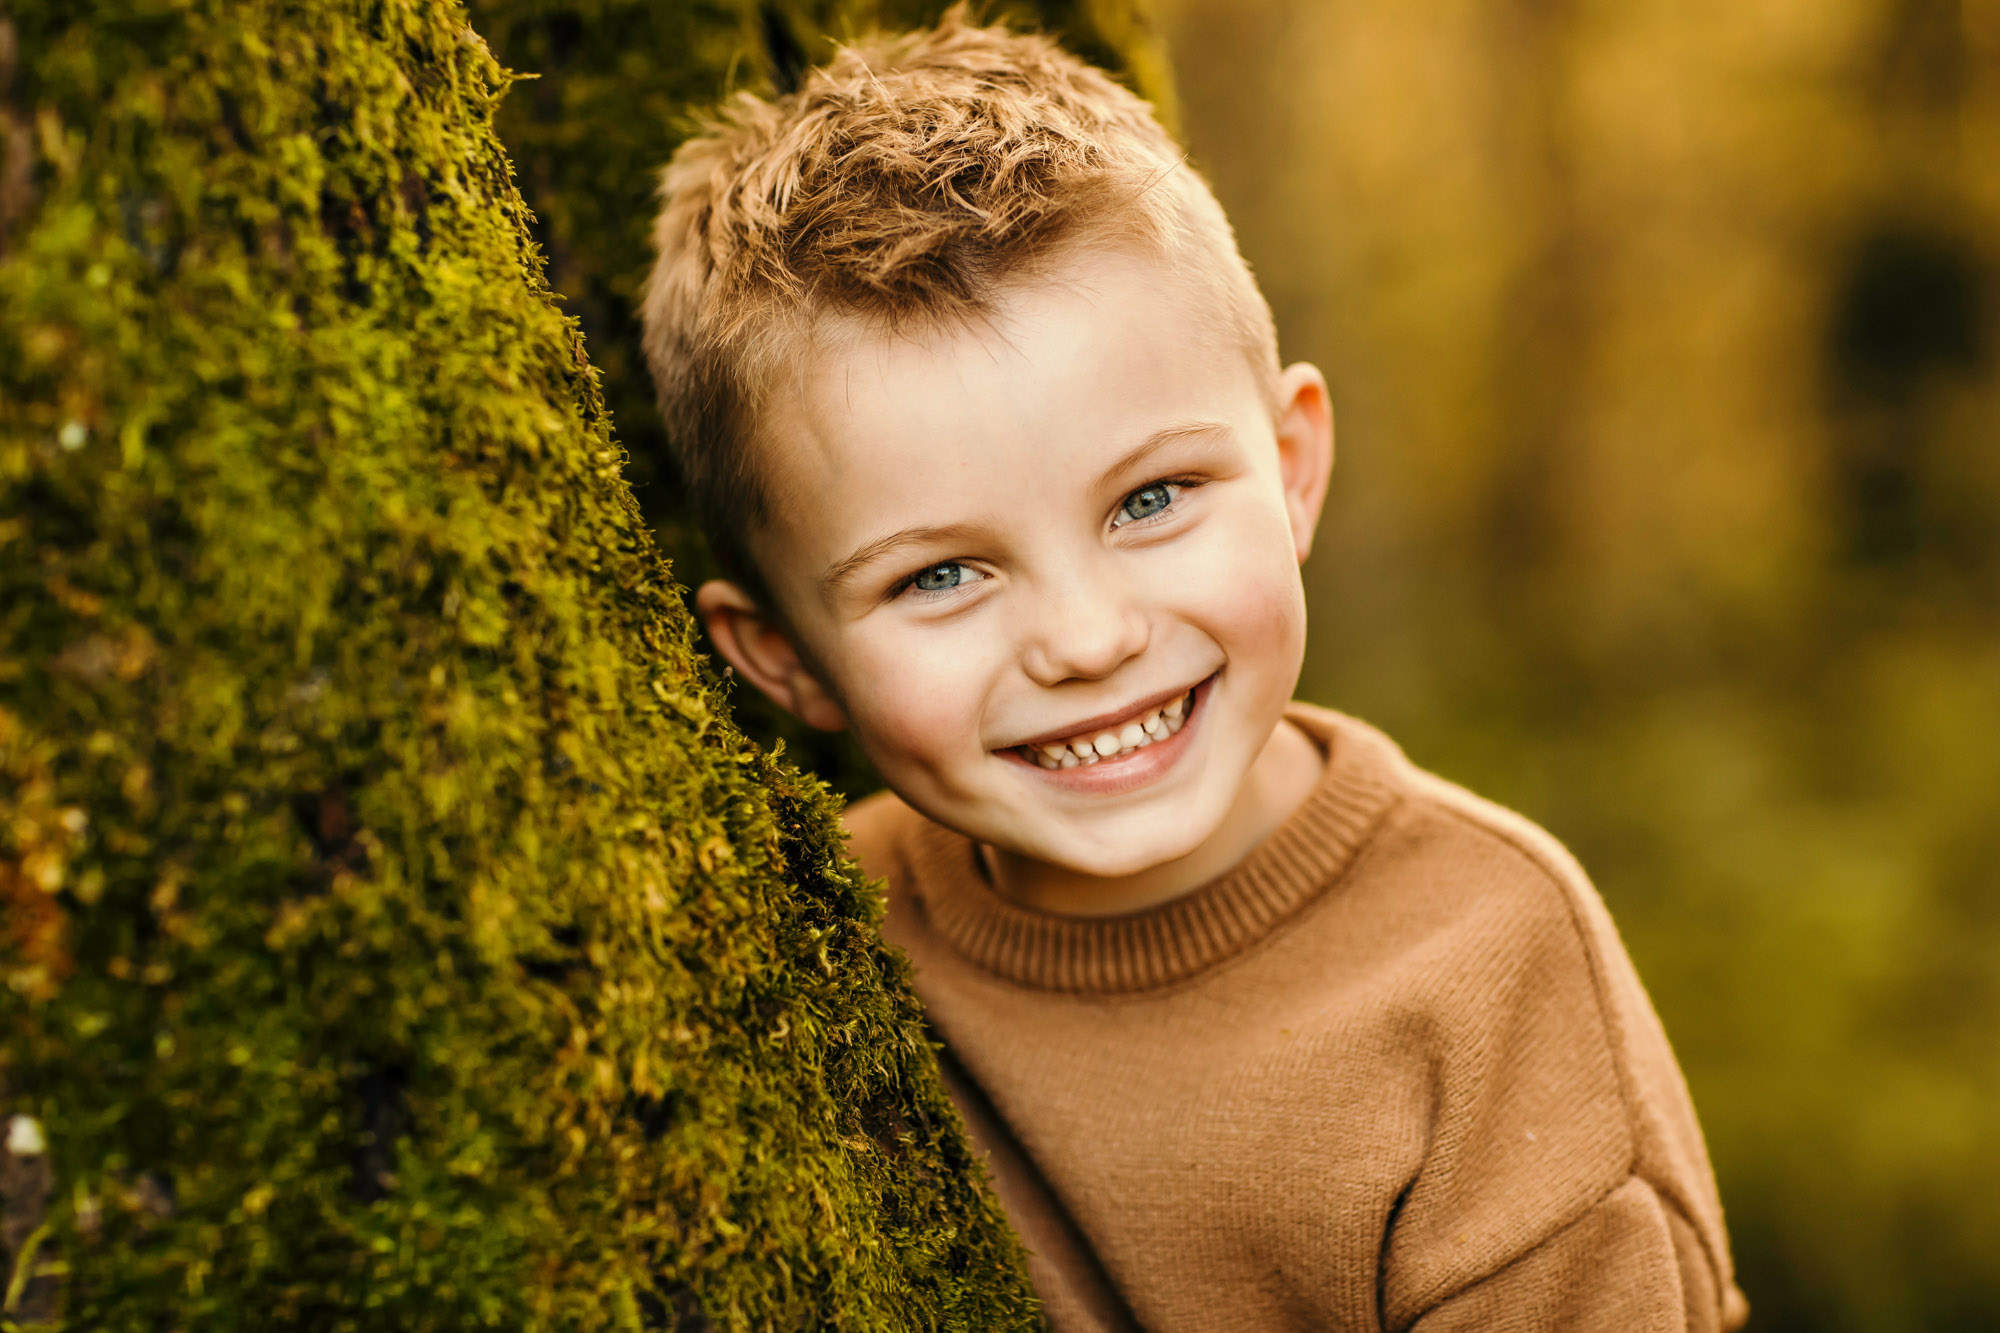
left=1275, top=705, right=1599, bottom=921
left=1288, top=709, right=1743, bottom=1324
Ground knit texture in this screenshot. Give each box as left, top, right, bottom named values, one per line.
left=846, top=703, right=1750, bottom=1332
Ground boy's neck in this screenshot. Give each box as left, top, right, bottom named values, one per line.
left=979, top=717, right=1328, bottom=918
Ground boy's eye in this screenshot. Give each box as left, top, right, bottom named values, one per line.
left=908, top=561, right=985, bottom=594
left=1114, top=482, right=1181, bottom=527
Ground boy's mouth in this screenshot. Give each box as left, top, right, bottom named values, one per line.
left=1013, top=686, right=1197, bottom=770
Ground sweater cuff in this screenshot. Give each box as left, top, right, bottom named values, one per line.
left=1399, top=1177, right=1743, bottom=1333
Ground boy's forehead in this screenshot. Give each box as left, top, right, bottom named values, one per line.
left=749, top=347, right=1017, bottom=572
left=745, top=247, right=1267, bottom=580
left=761, top=256, right=1226, bottom=464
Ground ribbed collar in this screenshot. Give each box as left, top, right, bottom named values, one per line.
left=901, top=704, right=1405, bottom=995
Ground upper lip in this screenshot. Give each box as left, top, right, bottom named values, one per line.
left=1003, top=677, right=1205, bottom=751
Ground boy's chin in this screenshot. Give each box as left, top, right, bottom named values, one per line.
left=993, top=818, right=1217, bottom=883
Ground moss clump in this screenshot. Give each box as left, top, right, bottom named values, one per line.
left=470, top=0, right=1177, bottom=793
left=0, top=1, right=1035, bottom=1327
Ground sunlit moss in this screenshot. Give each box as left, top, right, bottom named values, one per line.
left=0, top=1, right=1035, bottom=1326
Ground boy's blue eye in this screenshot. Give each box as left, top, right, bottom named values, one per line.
left=911, top=561, right=975, bottom=592
left=1117, top=482, right=1179, bottom=525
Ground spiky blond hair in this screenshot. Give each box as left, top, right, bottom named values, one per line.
left=640, top=7, right=1278, bottom=593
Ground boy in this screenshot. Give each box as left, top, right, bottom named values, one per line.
left=641, top=12, right=1748, bottom=1330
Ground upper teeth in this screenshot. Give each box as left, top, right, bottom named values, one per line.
left=1022, top=691, right=1193, bottom=769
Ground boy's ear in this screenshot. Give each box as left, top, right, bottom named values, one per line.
left=694, top=580, right=848, bottom=731
left=1273, top=361, right=1335, bottom=563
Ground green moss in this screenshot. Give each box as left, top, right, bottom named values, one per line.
left=0, top=1, right=1035, bottom=1326
left=470, top=0, right=1177, bottom=793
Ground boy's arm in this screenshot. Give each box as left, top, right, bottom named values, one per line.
left=1380, top=779, right=1748, bottom=1333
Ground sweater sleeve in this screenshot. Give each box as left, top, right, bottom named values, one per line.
left=1376, top=781, right=1748, bottom=1332
left=1406, top=1177, right=1723, bottom=1333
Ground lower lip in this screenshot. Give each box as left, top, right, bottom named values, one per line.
left=999, top=676, right=1213, bottom=796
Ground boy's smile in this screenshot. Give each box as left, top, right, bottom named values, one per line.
left=700, top=245, right=1335, bottom=915
left=1003, top=676, right=1198, bottom=782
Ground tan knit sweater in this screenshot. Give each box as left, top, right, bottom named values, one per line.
left=846, top=704, right=1748, bottom=1332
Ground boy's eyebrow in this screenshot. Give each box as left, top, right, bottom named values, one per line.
left=821, top=522, right=992, bottom=591
left=1094, top=420, right=1233, bottom=490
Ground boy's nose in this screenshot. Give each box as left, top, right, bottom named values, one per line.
left=1019, top=572, right=1151, bottom=686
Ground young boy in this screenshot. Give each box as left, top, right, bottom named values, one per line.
left=641, top=12, right=1748, bottom=1330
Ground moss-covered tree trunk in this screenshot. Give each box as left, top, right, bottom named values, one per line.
left=0, top=1, right=1036, bottom=1326
left=469, top=0, right=1178, bottom=792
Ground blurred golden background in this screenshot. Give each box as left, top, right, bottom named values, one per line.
left=1154, top=0, right=1999, bottom=1325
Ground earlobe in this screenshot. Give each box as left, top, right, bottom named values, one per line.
left=1273, top=362, right=1335, bottom=564
left=694, top=580, right=849, bottom=731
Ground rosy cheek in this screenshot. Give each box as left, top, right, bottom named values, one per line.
left=840, top=637, right=985, bottom=769
left=1219, top=582, right=1306, bottom=666
left=1161, top=512, right=1306, bottom=643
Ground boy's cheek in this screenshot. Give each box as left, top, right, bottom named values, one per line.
left=1151, top=521, right=1307, bottom=641
left=834, top=641, right=992, bottom=772
left=1212, top=587, right=1308, bottom=683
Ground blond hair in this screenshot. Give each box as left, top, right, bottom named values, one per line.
left=640, top=7, right=1278, bottom=592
